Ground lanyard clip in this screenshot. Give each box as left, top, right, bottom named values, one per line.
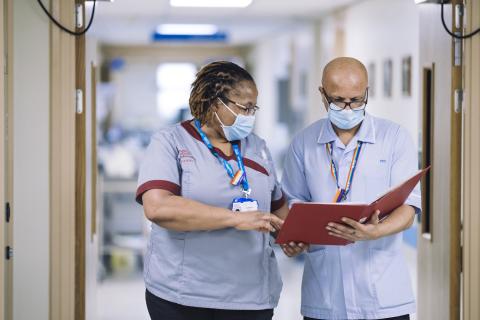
left=242, top=188, right=251, bottom=198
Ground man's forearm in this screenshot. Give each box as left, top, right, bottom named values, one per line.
left=376, top=204, right=416, bottom=238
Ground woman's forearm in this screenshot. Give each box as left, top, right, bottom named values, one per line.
left=143, top=191, right=238, bottom=232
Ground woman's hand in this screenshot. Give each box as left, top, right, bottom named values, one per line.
left=233, top=211, right=284, bottom=233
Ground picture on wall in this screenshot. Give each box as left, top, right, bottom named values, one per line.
left=383, top=59, right=393, bottom=98
left=368, top=62, right=375, bottom=98
left=402, top=56, right=412, bottom=96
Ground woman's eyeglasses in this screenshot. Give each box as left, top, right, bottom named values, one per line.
left=222, top=97, right=260, bottom=116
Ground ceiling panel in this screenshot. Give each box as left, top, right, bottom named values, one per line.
left=89, top=0, right=360, bottom=45
left=93, top=0, right=358, bottom=18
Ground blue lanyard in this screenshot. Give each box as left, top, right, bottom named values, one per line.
left=194, top=120, right=250, bottom=195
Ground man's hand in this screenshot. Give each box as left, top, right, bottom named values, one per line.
left=326, top=210, right=382, bottom=242
left=281, top=242, right=309, bottom=257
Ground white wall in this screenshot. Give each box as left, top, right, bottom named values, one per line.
left=248, top=26, right=314, bottom=162
left=246, top=0, right=421, bottom=173
left=102, top=46, right=250, bottom=132
left=305, top=0, right=421, bottom=147
left=342, top=0, right=420, bottom=148
left=248, top=39, right=280, bottom=144
left=306, top=13, right=345, bottom=125
left=250, top=0, right=421, bottom=145
left=12, top=0, right=50, bottom=319
left=110, top=60, right=162, bottom=131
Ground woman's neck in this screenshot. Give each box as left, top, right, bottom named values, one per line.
left=192, top=120, right=229, bottom=145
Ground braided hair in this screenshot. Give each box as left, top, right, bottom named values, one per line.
left=189, top=61, right=255, bottom=125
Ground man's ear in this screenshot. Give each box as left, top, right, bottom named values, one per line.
left=319, top=87, right=330, bottom=111
left=319, top=87, right=327, bottom=103
left=319, top=86, right=327, bottom=99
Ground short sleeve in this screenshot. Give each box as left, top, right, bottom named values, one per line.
left=281, top=134, right=312, bottom=206
left=136, top=130, right=181, bottom=205
left=261, top=141, right=285, bottom=212
left=391, top=126, right=422, bottom=213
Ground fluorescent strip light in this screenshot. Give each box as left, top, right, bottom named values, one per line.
left=156, top=24, right=219, bottom=35
left=414, top=0, right=444, bottom=3
left=170, top=0, right=252, bottom=8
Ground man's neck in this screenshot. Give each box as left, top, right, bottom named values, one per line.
left=332, top=123, right=362, bottom=146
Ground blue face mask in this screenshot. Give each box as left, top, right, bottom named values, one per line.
left=215, top=99, right=255, bottom=141
left=328, top=106, right=365, bottom=130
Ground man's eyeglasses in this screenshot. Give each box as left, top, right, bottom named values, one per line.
left=321, top=88, right=369, bottom=111
left=222, top=97, right=260, bottom=116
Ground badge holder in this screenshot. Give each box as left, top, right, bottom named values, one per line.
left=232, top=196, right=259, bottom=212
left=231, top=171, right=258, bottom=212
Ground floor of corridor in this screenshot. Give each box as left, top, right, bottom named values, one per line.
left=97, top=244, right=417, bottom=320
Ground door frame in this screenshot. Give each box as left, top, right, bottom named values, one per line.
left=49, top=0, right=88, bottom=318
left=49, top=0, right=77, bottom=319
left=463, top=0, right=480, bottom=318
left=75, top=1, right=87, bottom=319
left=449, top=1, right=462, bottom=319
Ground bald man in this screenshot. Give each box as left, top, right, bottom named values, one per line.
left=281, top=57, right=421, bottom=320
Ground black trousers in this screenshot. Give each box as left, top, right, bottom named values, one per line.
left=146, top=289, right=274, bottom=320
left=304, top=315, right=410, bottom=320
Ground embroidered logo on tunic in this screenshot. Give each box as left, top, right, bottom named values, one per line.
left=179, top=149, right=195, bottom=164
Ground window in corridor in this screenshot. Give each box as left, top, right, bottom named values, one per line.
left=156, top=63, right=197, bottom=121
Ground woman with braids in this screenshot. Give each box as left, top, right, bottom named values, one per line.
left=136, top=61, right=295, bottom=320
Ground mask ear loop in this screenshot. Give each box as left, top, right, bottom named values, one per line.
left=218, top=98, right=239, bottom=117
left=214, top=112, right=226, bottom=127
left=215, top=98, right=239, bottom=128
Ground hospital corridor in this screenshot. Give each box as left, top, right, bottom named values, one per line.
left=1, top=0, right=480, bottom=319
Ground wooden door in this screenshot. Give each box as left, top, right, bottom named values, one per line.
left=1, top=1, right=13, bottom=319
left=417, top=2, right=461, bottom=320
left=0, top=0, right=6, bottom=318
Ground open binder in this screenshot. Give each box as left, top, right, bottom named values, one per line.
left=276, top=167, right=430, bottom=245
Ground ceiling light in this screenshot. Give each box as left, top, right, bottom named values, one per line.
left=170, top=0, right=253, bottom=8
left=414, top=0, right=445, bottom=4
left=156, top=24, right=219, bottom=36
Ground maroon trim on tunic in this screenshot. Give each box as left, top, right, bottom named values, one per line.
left=136, top=180, right=181, bottom=205
left=271, top=193, right=286, bottom=212
left=243, top=158, right=269, bottom=176
left=180, top=120, right=269, bottom=177
left=180, top=120, right=239, bottom=160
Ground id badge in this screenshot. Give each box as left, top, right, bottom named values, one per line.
left=231, top=197, right=259, bottom=212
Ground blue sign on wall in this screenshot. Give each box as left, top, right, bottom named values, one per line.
left=152, top=32, right=228, bottom=42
